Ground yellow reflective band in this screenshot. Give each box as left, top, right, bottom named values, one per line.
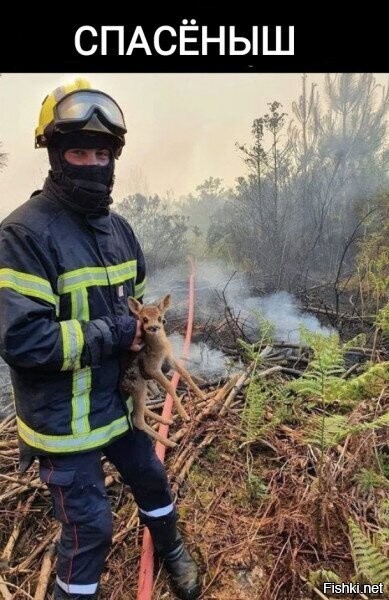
left=71, top=288, right=89, bottom=320
left=0, top=268, right=58, bottom=306
left=17, top=415, right=130, bottom=452
left=59, top=320, right=84, bottom=371
left=134, top=277, right=146, bottom=299
left=69, top=288, right=91, bottom=434
left=57, top=260, right=137, bottom=294
left=71, top=368, right=92, bottom=435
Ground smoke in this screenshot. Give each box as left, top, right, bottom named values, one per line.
left=241, top=291, right=335, bottom=343
left=147, top=261, right=336, bottom=345
left=168, top=333, right=242, bottom=381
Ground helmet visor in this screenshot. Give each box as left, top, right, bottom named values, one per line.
left=53, top=90, right=126, bottom=136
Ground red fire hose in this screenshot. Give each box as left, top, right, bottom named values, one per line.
left=136, top=257, right=196, bottom=600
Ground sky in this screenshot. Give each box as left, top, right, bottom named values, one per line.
left=0, top=72, right=388, bottom=220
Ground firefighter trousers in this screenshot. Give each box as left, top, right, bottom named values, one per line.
left=38, top=427, right=174, bottom=596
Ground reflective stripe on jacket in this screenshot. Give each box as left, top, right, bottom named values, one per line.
left=0, top=178, right=145, bottom=455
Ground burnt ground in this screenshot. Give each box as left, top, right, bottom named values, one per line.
left=0, top=367, right=387, bottom=599
left=0, top=279, right=387, bottom=599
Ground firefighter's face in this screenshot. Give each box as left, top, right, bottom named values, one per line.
left=63, top=148, right=111, bottom=166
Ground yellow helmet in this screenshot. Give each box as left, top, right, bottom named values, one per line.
left=35, top=78, right=126, bottom=157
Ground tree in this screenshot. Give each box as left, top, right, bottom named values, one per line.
left=115, top=194, right=190, bottom=273
left=207, top=74, right=389, bottom=298
left=179, top=177, right=227, bottom=236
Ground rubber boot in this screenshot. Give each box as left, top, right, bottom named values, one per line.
left=53, top=582, right=99, bottom=599
left=140, top=510, right=201, bottom=600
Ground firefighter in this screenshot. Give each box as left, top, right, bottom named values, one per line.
left=0, top=79, right=201, bottom=600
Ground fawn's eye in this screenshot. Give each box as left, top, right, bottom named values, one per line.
left=143, top=317, right=149, bottom=324
left=158, top=316, right=162, bottom=322
left=162, top=318, right=167, bottom=324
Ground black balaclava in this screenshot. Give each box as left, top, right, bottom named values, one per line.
left=47, top=131, right=119, bottom=215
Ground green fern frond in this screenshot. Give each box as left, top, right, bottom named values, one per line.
left=340, top=361, right=389, bottom=401
left=308, top=569, right=341, bottom=588
left=238, top=312, right=275, bottom=362
left=348, top=519, right=389, bottom=590
left=305, top=412, right=389, bottom=449
left=373, top=528, right=389, bottom=551
left=287, top=328, right=346, bottom=405
left=242, top=380, right=269, bottom=442
left=304, top=414, right=349, bottom=448
left=246, top=473, right=269, bottom=503
left=353, top=468, right=389, bottom=493
left=264, top=385, right=291, bottom=430
left=351, top=412, right=389, bottom=435
left=237, top=338, right=260, bottom=362
left=251, top=310, right=276, bottom=343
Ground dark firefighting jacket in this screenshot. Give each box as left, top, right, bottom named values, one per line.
left=0, top=177, right=146, bottom=461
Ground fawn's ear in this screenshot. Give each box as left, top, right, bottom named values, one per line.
left=158, top=294, right=172, bottom=313
left=128, top=297, right=142, bottom=316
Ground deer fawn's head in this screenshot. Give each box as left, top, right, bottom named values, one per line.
left=128, top=294, right=171, bottom=336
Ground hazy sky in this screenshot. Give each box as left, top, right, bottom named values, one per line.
left=0, top=73, right=387, bottom=220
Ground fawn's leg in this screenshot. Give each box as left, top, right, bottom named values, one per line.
left=141, top=421, right=177, bottom=448
left=144, top=406, right=173, bottom=425
left=132, top=380, right=176, bottom=447
left=131, top=379, right=149, bottom=431
left=170, top=359, right=206, bottom=400
left=148, top=370, right=190, bottom=421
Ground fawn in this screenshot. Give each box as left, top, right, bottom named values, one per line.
left=120, top=294, right=206, bottom=447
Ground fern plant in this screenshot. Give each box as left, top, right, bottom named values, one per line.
left=286, top=327, right=347, bottom=549
left=339, top=361, right=389, bottom=401
left=239, top=311, right=276, bottom=442
left=246, top=472, right=269, bottom=504
left=305, top=412, right=389, bottom=449
left=353, top=468, right=389, bottom=493
left=308, top=568, right=341, bottom=588
left=241, top=381, right=269, bottom=442
left=287, top=327, right=346, bottom=406
left=237, top=311, right=275, bottom=362
left=348, top=518, right=389, bottom=592
left=374, top=500, right=389, bottom=551
left=304, top=414, right=350, bottom=448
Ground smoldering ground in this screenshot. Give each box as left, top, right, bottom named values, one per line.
left=146, top=261, right=336, bottom=381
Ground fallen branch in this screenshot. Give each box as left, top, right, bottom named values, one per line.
left=0, top=478, right=42, bottom=504
left=1, top=499, right=28, bottom=568
left=0, top=415, right=16, bottom=435
left=33, top=541, right=57, bottom=600
left=0, top=575, right=12, bottom=600
left=10, top=529, right=59, bottom=574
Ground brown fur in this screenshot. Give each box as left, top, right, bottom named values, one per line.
left=120, top=294, right=206, bottom=448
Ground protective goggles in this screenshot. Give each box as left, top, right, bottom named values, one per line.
left=53, top=90, right=127, bottom=136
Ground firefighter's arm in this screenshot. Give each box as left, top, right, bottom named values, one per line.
left=0, top=224, right=137, bottom=371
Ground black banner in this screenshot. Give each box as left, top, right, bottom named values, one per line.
left=0, top=14, right=386, bottom=73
